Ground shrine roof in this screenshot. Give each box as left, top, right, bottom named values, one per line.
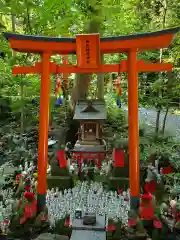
left=73, top=100, right=107, bottom=120
left=4, top=27, right=179, bottom=53
left=4, top=27, right=179, bottom=43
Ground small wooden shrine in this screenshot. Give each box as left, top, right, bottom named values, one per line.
left=72, top=99, right=107, bottom=167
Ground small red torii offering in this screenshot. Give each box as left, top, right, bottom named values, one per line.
left=4, top=27, right=179, bottom=210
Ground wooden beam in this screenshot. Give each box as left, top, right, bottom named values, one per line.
left=100, top=34, right=174, bottom=53
left=9, top=39, right=76, bottom=54
left=12, top=60, right=172, bottom=75
left=137, top=61, right=172, bottom=72
left=8, top=34, right=173, bottom=54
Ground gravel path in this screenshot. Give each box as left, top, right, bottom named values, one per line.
left=123, top=106, right=180, bottom=139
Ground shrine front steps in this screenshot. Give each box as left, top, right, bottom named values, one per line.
left=35, top=233, right=69, bottom=240
left=77, top=140, right=101, bottom=145
left=108, top=176, right=129, bottom=191
left=47, top=175, right=73, bottom=190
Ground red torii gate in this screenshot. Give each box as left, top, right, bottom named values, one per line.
left=4, top=27, right=179, bottom=210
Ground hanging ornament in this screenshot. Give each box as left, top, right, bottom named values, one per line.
left=115, top=76, right=122, bottom=106
left=56, top=96, right=63, bottom=105
left=115, top=66, right=122, bottom=107
left=55, top=75, right=64, bottom=106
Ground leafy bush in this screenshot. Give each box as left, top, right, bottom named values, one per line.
left=0, top=95, right=11, bottom=122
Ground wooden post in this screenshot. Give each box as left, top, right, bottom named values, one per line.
left=96, top=123, right=99, bottom=139
left=127, top=49, right=140, bottom=210
left=81, top=123, right=84, bottom=141
left=37, top=52, right=51, bottom=211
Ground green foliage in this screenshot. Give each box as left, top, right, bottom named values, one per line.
left=139, top=130, right=180, bottom=165
left=0, top=95, right=11, bottom=121
left=0, top=0, right=179, bottom=120
left=54, top=218, right=72, bottom=237
left=104, top=106, right=128, bottom=149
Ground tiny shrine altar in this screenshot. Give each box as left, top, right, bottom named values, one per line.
left=72, top=99, right=107, bottom=168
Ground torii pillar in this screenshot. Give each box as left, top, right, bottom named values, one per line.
left=128, top=49, right=139, bottom=209
left=4, top=27, right=179, bottom=210
left=37, top=52, right=51, bottom=208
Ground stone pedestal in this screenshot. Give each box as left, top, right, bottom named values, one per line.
left=108, top=153, right=129, bottom=190
left=47, top=154, right=73, bottom=190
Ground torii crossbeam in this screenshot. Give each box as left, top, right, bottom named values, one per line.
left=4, top=27, right=179, bottom=210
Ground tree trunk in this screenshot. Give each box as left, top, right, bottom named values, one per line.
left=155, top=109, right=161, bottom=133
left=11, top=15, right=16, bottom=56
left=11, top=14, right=16, bottom=32
left=20, top=78, right=24, bottom=133
left=162, top=107, right=169, bottom=134
left=155, top=47, right=163, bottom=134
left=12, top=14, right=24, bottom=133
left=49, top=76, right=55, bottom=127
left=70, top=0, right=103, bottom=109
left=12, top=13, right=25, bottom=133
left=67, top=2, right=103, bottom=146
left=154, top=0, right=167, bottom=134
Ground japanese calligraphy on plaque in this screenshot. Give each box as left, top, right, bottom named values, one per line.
left=76, top=34, right=100, bottom=69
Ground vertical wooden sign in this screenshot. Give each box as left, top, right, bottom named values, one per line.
left=76, top=34, right=100, bottom=69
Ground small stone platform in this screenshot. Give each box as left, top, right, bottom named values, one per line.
left=70, top=230, right=106, bottom=240
left=70, top=215, right=106, bottom=240
left=72, top=215, right=105, bottom=231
